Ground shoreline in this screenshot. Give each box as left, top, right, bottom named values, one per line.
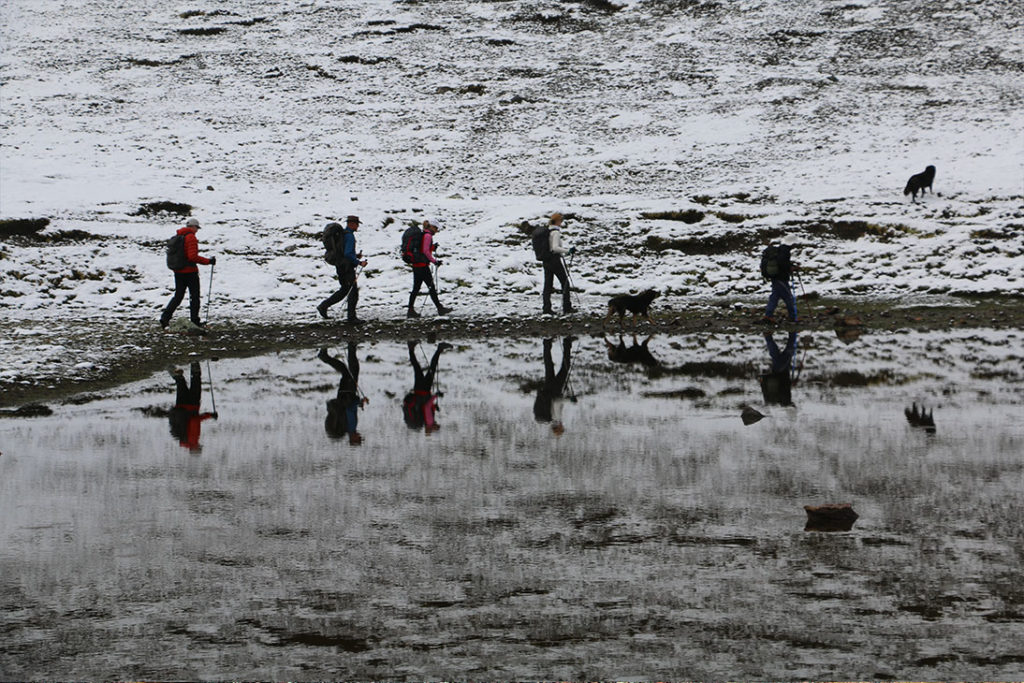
left=2, top=296, right=1022, bottom=410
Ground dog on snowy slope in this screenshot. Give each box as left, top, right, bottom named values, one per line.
left=904, top=164, right=936, bottom=202
left=605, top=289, right=660, bottom=328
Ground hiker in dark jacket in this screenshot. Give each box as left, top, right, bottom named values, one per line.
left=539, top=213, right=575, bottom=315
left=319, top=343, right=367, bottom=445
left=318, top=215, right=368, bottom=323
left=168, top=361, right=217, bottom=453
left=533, top=336, right=575, bottom=435
left=759, top=330, right=798, bottom=406
left=762, top=234, right=799, bottom=323
left=160, top=217, right=216, bottom=331
left=406, top=217, right=453, bottom=318
left=402, top=340, right=451, bottom=433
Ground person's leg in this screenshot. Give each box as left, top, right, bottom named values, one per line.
left=781, top=280, right=798, bottom=321
left=321, top=267, right=352, bottom=312
left=161, top=273, right=188, bottom=326
left=409, top=341, right=427, bottom=390
left=553, top=259, right=571, bottom=312
left=186, top=361, right=203, bottom=404
left=347, top=342, right=359, bottom=383
left=765, top=280, right=783, bottom=318
left=542, top=263, right=555, bottom=313
left=185, top=272, right=202, bottom=324
left=408, top=268, right=425, bottom=315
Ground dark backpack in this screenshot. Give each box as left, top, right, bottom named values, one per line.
left=401, top=225, right=424, bottom=264
left=531, top=225, right=551, bottom=262
left=760, top=245, right=782, bottom=279
left=402, top=392, right=425, bottom=429
left=166, top=234, right=187, bottom=270
left=322, top=222, right=342, bottom=264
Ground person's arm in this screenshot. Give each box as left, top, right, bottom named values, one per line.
left=422, top=232, right=438, bottom=264
left=185, top=233, right=211, bottom=265
left=343, top=232, right=359, bottom=266
left=549, top=228, right=567, bottom=256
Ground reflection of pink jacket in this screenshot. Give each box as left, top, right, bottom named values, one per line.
left=423, top=395, right=438, bottom=429
left=176, top=404, right=214, bottom=449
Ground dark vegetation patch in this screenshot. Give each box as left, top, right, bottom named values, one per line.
left=0, top=404, right=53, bottom=418
left=641, top=209, right=705, bottom=224
left=337, top=55, right=390, bottom=65
left=487, top=38, right=516, bottom=46
left=646, top=230, right=783, bottom=255
left=126, top=56, right=192, bottom=67
left=227, top=17, right=266, bottom=27
left=649, top=361, right=752, bottom=380
left=130, top=201, right=193, bottom=218
left=818, top=370, right=900, bottom=387
left=0, top=218, right=50, bottom=236
left=642, top=387, right=706, bottom=399
left=436, top=84, right=486, bottom=95
left=357, top=23, right=444, bottom=36
left=179, top=10, right=237, bottom=19
left=508, top=11, right=600, bottom=32
left=713, top=211, right=751, bottom=224
left=177, top=27, right=228, bottom=36
left=795, top=219, right=914, bottom=241
left=972, top=225, right=1022, bottom=240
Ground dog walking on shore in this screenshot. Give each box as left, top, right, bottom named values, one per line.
left=904, top=165, right=936, bottom=202
left=604, top=289, right=659, bottom=328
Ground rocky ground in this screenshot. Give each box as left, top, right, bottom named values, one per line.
left=2, top=295, right=1021, bottom=409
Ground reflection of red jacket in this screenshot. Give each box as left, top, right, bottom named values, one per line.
left=173, top=226, right=211, bottom=274
left=177, top=404, right=214, bottom=449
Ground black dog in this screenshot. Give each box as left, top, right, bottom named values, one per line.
left=904, top=165, right=936, bottom=202
left=605, top=289, right=659, bottom=327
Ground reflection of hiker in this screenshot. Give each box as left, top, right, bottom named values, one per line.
left=534, top=336, right=576, bottom=435
left=759, top=331, right=798, bottom=406
left=318, top=215, right=368, bottom=324
left=760, top=234, right=799, bottom=323
left=160, top=217, right=216, bottom=332
left=318, top=343, right=368, bottom=445
left=533, top=213, right=576, bottom=315
left=402, top=341, right=451, bottom=434
left=404, top=218, right=453, bottom=318
left=168, top=361, right=217, bottom=453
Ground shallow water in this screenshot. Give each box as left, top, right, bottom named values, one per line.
left=2, top=330, right=1023, bottom=680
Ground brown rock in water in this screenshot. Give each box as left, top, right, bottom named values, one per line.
left=804, top=503, right=858, bottom=532
left=741, top=405, right=765, bottom=425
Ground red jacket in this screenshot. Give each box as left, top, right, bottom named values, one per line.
left=174, top=226, right=211, bottom=274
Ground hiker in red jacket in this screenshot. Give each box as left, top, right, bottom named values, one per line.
left=161, top=217, right=216, bottom=331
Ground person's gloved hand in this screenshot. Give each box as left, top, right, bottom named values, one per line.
left=212, top=411, right=219, bottom=420
left=569, top=247, right=577, bottom=255
left=210, top=256, right=217, bottom=266
left=435, top=260, right=443, bottom=267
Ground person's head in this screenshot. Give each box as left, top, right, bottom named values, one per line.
left=780, top=234, right=799, bottom=247
left=549, top=212, right=563, bottom=226
left=424, top=217, right=444, bottom=234
left=185, top=218, right=200, bottom=230
left=346, top=215, right=361, bottom=231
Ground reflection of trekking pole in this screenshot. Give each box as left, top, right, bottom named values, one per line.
left=205, top=359, right=217, bottom=415
left=205, top=263, right=215, bottom=323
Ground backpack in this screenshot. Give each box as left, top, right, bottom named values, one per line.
left=760, top=244, right=782, bottom=279
left=401, top=224, right=424, bottom=264
left=322, top=222, right=342, bottom=265
left=402, top=392, right=425, bottom=429
left=166, top=233, right=187, bottom=270
left=531, top=225, right=551, bottom=262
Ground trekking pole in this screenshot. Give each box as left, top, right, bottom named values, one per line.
left=562, top=256, right=582, bottom=309
left=204, top=262, right=215, bottom=323
left=205, top=359, right=217, bottom=415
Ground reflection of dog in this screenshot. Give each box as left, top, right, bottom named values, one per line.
left=903, top=165, right=935, bottom=202
left=605, top=335, right=661, bottom=368
left=904, top=403, right=936, bottom=434
left=605, top=289, right=659, bottom=327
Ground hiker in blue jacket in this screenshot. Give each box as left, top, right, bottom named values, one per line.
left=318, top=215, right=368, bottom=323
left=761, top=234, right=799, bottom=323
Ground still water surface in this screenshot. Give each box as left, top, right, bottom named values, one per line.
left=2, top=330, right=1023, bottom=679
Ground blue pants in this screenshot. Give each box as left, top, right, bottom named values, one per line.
left=765, top=279, right=797, bottom=321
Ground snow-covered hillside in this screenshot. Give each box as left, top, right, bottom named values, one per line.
left=2, top=0, right=1022, bottom=328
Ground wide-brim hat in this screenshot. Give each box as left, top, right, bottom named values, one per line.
left=345, top=215, right=361, bottom=224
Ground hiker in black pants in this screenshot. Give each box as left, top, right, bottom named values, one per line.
left=318, top=215, right=368, bottom=323
left=405, top=217, right=452, bottom=318
left=168, top=361, right=217, bottom=453
left=538, top=213, right=575, bottom=315
left=533, top=336, right=575, bottom=435
left=759, top=330, right=798, bottom=406
left=160, top=217, right=216, bottom=331
left=761, top=234, right=799, bottom=323
left=318, top=342, right=367, bottom=445
left=402, top=340, right=451, bottom=433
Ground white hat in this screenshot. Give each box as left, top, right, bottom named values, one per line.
left=780, top=234, right=799, bottom=246
left=425, top=217, right=444, bottom=230
left=185, top=218, right=200, bottom=227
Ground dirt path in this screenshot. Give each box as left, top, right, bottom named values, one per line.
left=2, top=296, right=1021, bottom=409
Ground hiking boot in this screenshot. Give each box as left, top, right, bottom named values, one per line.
left=406, top=308, right=421, bottom=319
left=317, top=303, right=329, bottom=319
left=438, top=342, right=453, bottom=352
left=436, top=305, right=453, bottom=316
left=160, top=319, right=169, bottom=330
left=562, top=306, right=575, bottom=315
left=542, top=308, right=555, bottom=315
left=760, top=316, right=774, bottom=324
left=347, top=317, right=365, bottom=325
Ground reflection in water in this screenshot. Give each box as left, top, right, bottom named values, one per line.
left=318, top=343, right=368, bottom=445
left=759, top=331, right=798, bottom=407
left=3, top=330, right=1024, bottom=680
left=533, top=336, right=576, bottom=436
left=905, top=402, right=937, bottom=434
left=168, top=361, right=217, bottom=453
left=804, top=503, right=859, bottom=532
left=604, top=334, right=661, bottom=371
left=402, top=341, right=451, bottom=435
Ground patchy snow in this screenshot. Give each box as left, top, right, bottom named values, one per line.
left=1, top=0, right=1022, bottom=386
